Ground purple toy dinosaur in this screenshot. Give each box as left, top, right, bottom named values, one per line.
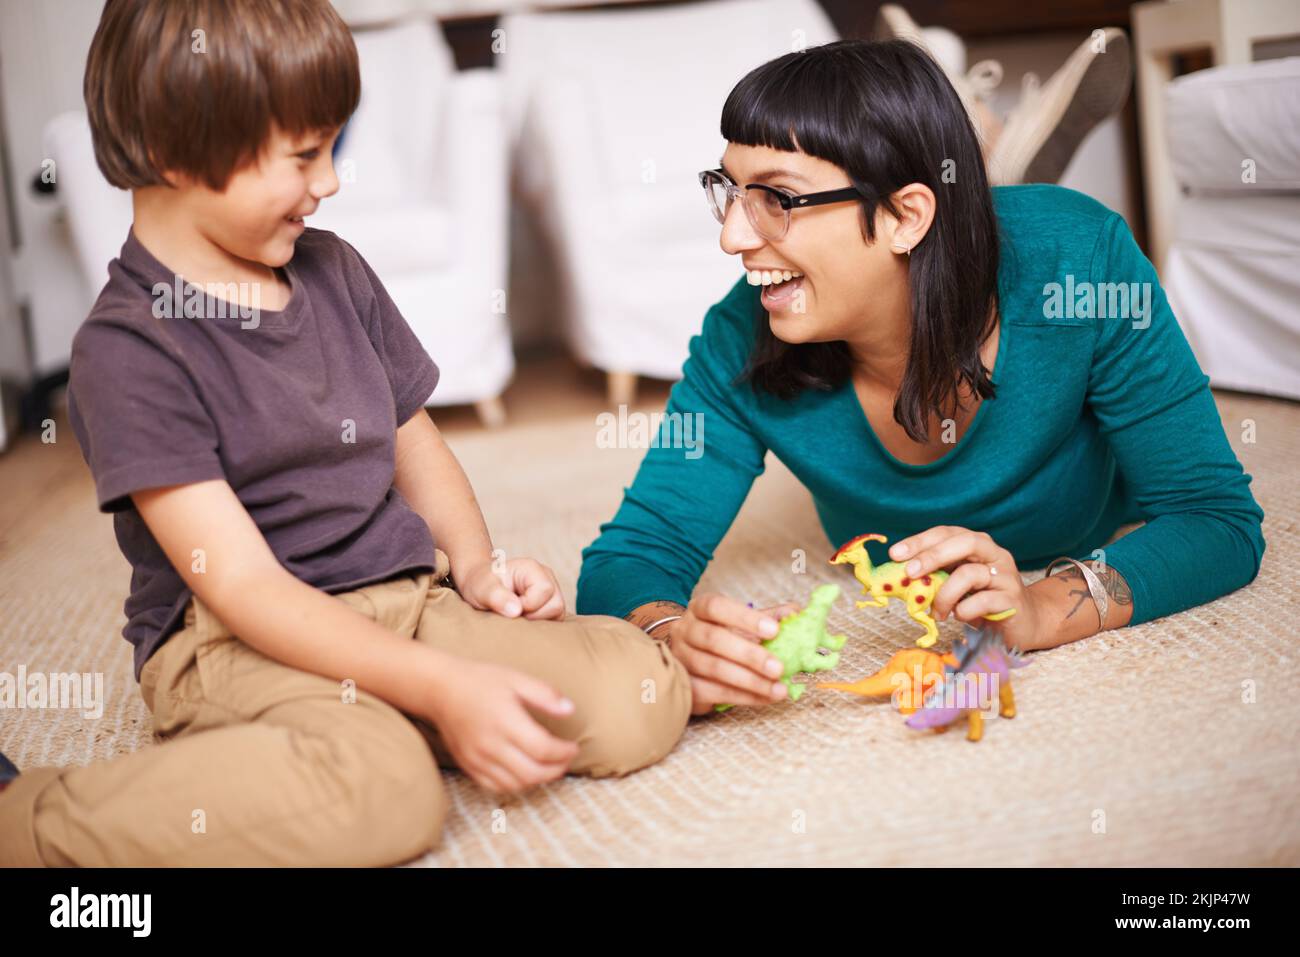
left=904, top=620, right=1030, bottom=742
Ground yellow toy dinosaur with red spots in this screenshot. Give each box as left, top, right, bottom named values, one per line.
left=829, top=533, right=1016, bottom=648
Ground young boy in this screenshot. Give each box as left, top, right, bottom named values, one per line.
left=0, top=0, right=690, bottom=866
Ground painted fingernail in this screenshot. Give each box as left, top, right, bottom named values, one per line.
left=759, top=617, right=778, bottom=637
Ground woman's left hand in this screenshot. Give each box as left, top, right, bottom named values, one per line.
left=888, top=526, right=1047, bottom=651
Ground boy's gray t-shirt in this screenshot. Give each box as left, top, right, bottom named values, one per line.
left=67, top=226, right=441, bottom=681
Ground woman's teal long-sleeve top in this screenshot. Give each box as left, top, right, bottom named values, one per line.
left=576, top=184, right=1266, bottom=628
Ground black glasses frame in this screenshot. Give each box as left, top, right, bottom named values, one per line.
left=698, top=168, right=865, bottom=238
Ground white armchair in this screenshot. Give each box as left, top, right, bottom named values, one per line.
left=498, top=0, right=838, bottom=405
left=41, top=112, right=132, bottom=301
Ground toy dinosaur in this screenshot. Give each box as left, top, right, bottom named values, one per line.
left=904, top=620, right=1030, bottom=742
left=715, top=583, right=847, bottom=711
left=817, top=647, right=958, bottom=715
left=830, top=533, right=1016, bottom=648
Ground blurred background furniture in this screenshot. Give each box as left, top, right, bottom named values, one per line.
left=1131, top=0, right=1300, bottom=401
left=1159, top=55, right=1300, bottom=400
left=41, top=113, right=131, bottom=307
left=1132, top=0, right=1300, bottom=273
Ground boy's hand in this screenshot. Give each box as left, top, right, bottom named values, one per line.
left=423, top=657, right=580, bottom=794
left=456, top=557, right=566, bottom=621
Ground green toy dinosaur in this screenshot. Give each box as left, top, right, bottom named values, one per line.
left=716, top=584, right=847, bottom=711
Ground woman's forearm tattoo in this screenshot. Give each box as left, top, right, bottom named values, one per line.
left=1055, top=562, right=1133, bottom=623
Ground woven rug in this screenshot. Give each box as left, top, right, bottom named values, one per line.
left=1, top=388, right=1296, bottom=866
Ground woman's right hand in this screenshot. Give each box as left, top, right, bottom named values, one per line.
left=421, top=655, right=581, bottom=794
left=665, top=593, right=801, bottom=715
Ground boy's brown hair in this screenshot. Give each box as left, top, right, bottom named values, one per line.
left=85, top=0, right=360, bottom=191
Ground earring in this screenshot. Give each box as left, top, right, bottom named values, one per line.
left=892, top=242, right=911, bottom=257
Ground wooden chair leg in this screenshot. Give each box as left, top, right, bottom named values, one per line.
left=607, top=370, right=637, bottom=408
left=474, top=396, right=507, bottom=429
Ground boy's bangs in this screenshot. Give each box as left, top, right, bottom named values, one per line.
left=263, top=13, right=361, bottom=142
left=85, top=0, right=361, bottom=190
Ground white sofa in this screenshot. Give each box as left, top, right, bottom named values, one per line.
left=498, top=0, right=839, bottom=404
left=1161, top=56, right=1300, bottom=401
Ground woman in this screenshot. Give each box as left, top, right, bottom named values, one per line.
left=575, top=39, right=1265, bottom=715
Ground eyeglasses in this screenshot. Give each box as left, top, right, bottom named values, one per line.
left=698, top=168, right=864, bottom=241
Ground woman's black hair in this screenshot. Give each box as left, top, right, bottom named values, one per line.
left=722, top=38, right=1000, bottom=443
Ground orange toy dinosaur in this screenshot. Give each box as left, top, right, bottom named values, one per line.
left=818, top=647, right=958, bottom=714
left=829, top=533, right=1016, bottom=648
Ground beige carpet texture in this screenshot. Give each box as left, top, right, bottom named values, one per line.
left=1, top=386, right=1297, bottom=866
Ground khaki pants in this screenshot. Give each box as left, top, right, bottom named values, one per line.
left=0, top=549, right=690, bottom=866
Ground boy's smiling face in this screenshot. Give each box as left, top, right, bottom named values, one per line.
left=169, top=124, right=342, bottom=269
